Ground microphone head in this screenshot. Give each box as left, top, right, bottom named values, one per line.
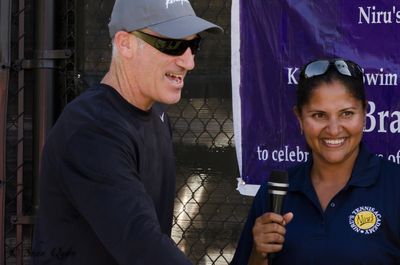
left=268, top=170, right=289, bottom=195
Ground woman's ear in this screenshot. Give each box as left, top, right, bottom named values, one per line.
left=293, top=106, right=303, bottom=135
left=363, top=100, right=368, bottom=128
left=113, top=31, right=136, bottom=58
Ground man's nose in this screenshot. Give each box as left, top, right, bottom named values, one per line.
left=176, top=48, right=195, bottom=71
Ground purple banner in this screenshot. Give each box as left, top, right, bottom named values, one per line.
left=233, top=0, right=400, bottom=191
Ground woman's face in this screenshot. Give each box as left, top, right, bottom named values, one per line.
left=295, top=80, right=365, bottom=166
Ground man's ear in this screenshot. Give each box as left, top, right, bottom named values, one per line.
left=113, top=31, right=136, bottom=58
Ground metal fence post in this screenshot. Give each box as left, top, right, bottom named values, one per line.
left=0, top=0, right=12, bottom=263
left=33, top=0, right=56, bottom=212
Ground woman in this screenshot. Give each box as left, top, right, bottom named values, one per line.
left=231, top=59, right=400, bottom=265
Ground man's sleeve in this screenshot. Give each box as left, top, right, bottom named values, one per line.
left=59, top=125, right=192, bottom=265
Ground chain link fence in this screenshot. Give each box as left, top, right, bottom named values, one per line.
left=4, top=0, right=253, bottom=264
left=4, top=0, right=35, bottom=263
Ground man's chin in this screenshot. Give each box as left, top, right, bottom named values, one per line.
left=162, top=95, right=182, bottom=105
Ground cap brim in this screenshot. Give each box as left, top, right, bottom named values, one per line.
left=148, top=15, right=223, bottom=39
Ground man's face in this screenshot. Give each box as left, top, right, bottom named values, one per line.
left=129, top=29, right=197, bottom=108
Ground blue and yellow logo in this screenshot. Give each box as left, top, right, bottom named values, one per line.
left=349, top=206, right=381, bottom=234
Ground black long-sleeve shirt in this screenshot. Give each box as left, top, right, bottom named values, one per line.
left=32, top=84, right=191, bottom=265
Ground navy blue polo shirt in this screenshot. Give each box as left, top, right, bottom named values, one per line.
left=231, top=145, right=400, bottom=265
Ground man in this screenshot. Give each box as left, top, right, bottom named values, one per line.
left=31, top=0, right=221, bottom=264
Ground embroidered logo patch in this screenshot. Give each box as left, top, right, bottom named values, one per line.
left=349, top=206, right=381, bottom=234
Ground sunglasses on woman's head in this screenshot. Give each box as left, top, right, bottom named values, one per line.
left=300, top=59, right=363, bottom=80
left=130, top=31, right=202, bottom=56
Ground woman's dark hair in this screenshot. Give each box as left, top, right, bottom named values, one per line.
left=296, top=60, right=366, bottom=113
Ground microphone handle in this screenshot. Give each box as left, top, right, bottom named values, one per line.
left=269, top=194, right=285, bottom=214
left=267, top=193, right=285, bottom=264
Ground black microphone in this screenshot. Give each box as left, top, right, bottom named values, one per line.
left=267, top=170, right=289, bottom=265
left=268, top=170, right=289, bottom=214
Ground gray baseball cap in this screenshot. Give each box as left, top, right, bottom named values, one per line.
left=108, top=0, right=223, bottom=39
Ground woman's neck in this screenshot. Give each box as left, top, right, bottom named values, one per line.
left=310, top=146, right=360, bottom=211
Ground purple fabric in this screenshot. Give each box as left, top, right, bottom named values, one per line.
left=239, top=0, right=400, bottom=184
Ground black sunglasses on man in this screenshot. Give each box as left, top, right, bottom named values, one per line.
left=130, top=31, right=202, bottom=56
